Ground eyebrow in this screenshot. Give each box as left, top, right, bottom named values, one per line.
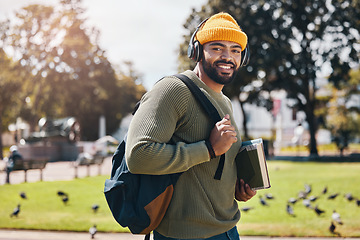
left=208, top=42, right=242, bottom=50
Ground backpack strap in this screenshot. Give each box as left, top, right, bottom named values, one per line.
left=174, top=73, right=226, bottom=181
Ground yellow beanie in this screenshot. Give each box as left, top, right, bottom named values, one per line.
left=196, top=12, right=247, bottom=51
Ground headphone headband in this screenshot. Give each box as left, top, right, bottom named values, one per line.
left=187, top=17, right=250, bottom=67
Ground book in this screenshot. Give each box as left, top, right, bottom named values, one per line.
left=235, top=138, right=271, bottom=190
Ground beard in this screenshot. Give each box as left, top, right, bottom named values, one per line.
left=201, top=57, right=239, bottom=85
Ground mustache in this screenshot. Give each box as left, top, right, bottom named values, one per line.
left=214, top=60, right=236, bottom=68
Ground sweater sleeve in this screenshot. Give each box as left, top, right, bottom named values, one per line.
left=125, top=76, right=211, bottom=175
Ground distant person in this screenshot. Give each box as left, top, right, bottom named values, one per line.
left=5, top=145, right=23, bottom=184
left=125, top=12, right=256, bottom=240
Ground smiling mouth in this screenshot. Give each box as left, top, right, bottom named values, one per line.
left=216, top=62, right=234, bottom=74
left=218, top=64, right=232, bottom=69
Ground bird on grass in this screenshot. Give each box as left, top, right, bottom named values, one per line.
left=321, top=186, right=328, bottom=195
left=286, top=204, right=295, bottom=217
left=19, top=191, right=27, bottom=199
left=92, top=204, right=99, bottom=213
left=314, top=205, right=325, bottom=216
left=304, top=184, right=312, bottom=194
left=332, top=210, right=343, bottom=225
left=240, top=206, right=253, bottom=212
left=309, top=195, right=318, bottom=202
left=344, top=193, right=354, bottom=201
left=302, top=199, right=311, bottom=208
left=356, top=198, right=360, bottom=207
left=62, top=195, right=69, bottom=205
left=89, top=224, right=97, bottom=239
left=297, top=190, right=308, bottom=200
left=328, top=193, right=339, bottom=200
left=259, top=196, right=268, bottom=206
left=329, top=221, right=336, bottom=234
left=57, top=191, right=67, bottom=197
left=329, top=221, right=341, bottom=236
left=10, top=204, right=20, bottom=217
left=288, top=197, right=298, bottom=205
left=265, top=193, right=274, bottom=200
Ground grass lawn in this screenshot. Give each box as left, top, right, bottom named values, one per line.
left=237, top=161, right=360, bottom=237
left=0, top=161, right=360, bottom=237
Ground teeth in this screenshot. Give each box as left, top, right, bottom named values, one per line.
left=218, top=65, right=231, bottom=69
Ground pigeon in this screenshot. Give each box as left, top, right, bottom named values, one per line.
left=62, top=195, right=69, bottom=205
left=57, top=191, right=67, bottom=197
left=322, top=186, right=328, bottom=194
left=19, top=192, right=27, bottom=199
left=259, top=196, right=268, bottom=206
left=10, top=204, right=20, bottom=217
left=286, top=204, right=295, bottom=217
left=332, top=210, right=343, bottom=225
left=298, top=191, right=308, bottom=199
left=288, top=197, right=298, bottom=204
left=329, top=221, right=341, bottom=236
left=89, top=224, right=97, bottom=239
left=309, top=196, right=318, bottom=202
left=302, top=199, right=311, bottom=208
left=328, top=193, right=339, bottom=200
left=265, top=193, right=274, bottom=200
left=240, top=206, right=253, bottom=212
left=329, top=221, right=336, bottom=234
left=356, top=198, right=360, bottom=207
left=304, top=184, right=312, bottom=194
left=92, top=204, right=99, bottom=213
left=314, top=205, right=325, bottom=216
left=344, top=193, right=354, bottom=201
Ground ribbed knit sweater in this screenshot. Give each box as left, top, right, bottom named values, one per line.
left=125, top=70, right=242, bottom=239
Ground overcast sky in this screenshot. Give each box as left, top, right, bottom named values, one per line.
left=0, top=0, right=207, bottom=89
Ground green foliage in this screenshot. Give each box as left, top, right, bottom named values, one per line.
left=0, top=0, right=146, bottom=141
left=179, top=0, right=360, bottom=155
left=0, top=48, right=28, bottom=158
left=1, top=162, right=360, bottom=237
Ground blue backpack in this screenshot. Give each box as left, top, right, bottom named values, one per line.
left=104, top=74, right=224, bottom=239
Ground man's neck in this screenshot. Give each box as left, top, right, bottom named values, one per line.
left=193, top=64, right=224, bottom=93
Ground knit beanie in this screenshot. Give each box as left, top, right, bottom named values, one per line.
left=196, top=12, right=247, bottom=51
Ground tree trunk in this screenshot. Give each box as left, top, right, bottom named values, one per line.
left=0, top=115, right=3, bottom=159
left=238, top=96, right=250, bottom=140
left=306, top=105, right=319, bottom=156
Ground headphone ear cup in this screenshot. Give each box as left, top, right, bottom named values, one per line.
left=240, top=45, right=250, bottom=67
left=194, top=41, right=202, bottom=62
left=187, top=42, right=195, bottom=60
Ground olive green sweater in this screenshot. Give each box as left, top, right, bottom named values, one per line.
left=125, top=70, right=242, bottom=239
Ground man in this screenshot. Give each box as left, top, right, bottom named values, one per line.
left=5, top=145, right=23, bottom=184
left=126, top=12, right=256, bottom=240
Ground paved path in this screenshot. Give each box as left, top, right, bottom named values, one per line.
left=0, top=157, right=113, bottom=185
left=1, top=229, right=358, bottom=240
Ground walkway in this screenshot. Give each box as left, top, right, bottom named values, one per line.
left=1, top=229, right=358, bottom=240
left=0, top=157, right=113, bottom=185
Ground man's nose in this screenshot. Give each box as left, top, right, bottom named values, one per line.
left=220, top=49, right=232, bottom=61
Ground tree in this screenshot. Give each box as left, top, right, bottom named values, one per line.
left=0, top=0, right=145, bottom=141
left=178, top=0, right=360, bottom=155
left=277, top=0, right=359, bottom=155
left=178, top=1, right=295, bottom=140
left=0, top=49, right=27, bottom=158
left=326, top=67, right=360, bottom=155
left=326, top=86, right=360, bottom=156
